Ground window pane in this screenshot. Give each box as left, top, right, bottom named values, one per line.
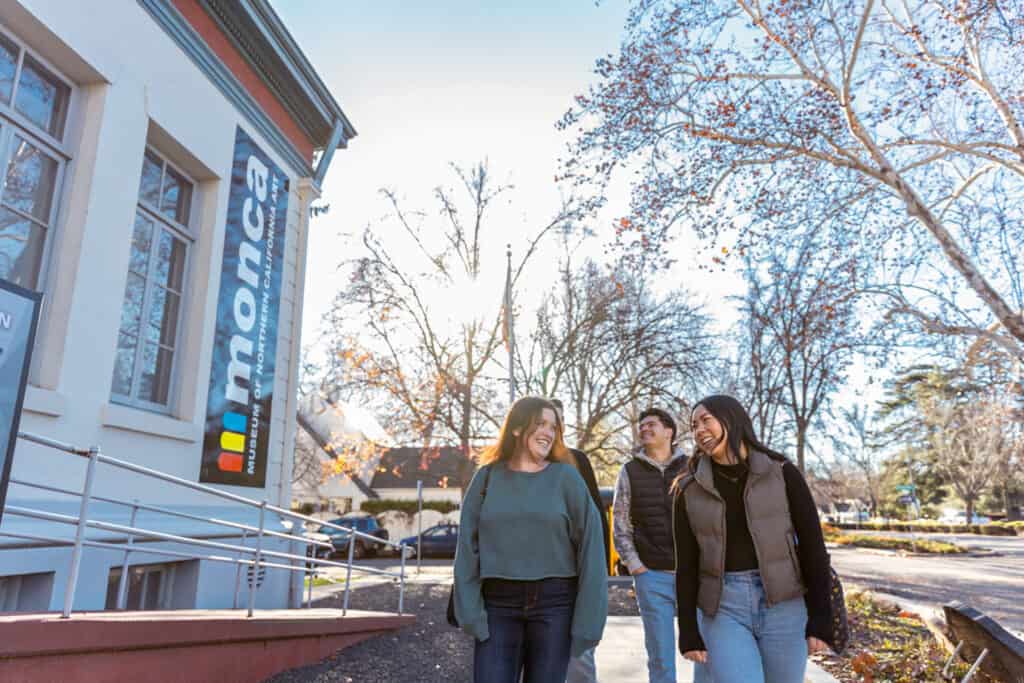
left=15, top=54, right=70, bottom=138
left=110, top=331, right=137, bottom=397
left=160, top=167, right=191, bottom=224
left=119, top=272, right=145, bottom=337
left=129, top=213, right=153, bottom=277
left=148, top=287, right=179, bottom=347
left=104, top=570, right=120, bottom=610
left=0, top=208, right=44, bottom=289
left=138, top=152, right=162, bottom=206
left=143, top=571, right=163, bottom=610
left=126, top=568, right=144, bottom=611
left=139, top=343, right=173, bottom=405
left=154, top=230, right=186, bottom=292
left=0, top=34, right=17, bottom=105
left=3, top=136, right=58, bottom=222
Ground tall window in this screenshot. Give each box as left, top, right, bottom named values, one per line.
left=0, top=28, right=71, bottom=291
left=110, top=148, right=193, bottom=410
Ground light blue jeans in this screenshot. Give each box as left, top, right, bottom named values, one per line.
left=634, top=570, right=676, bottom=683
left=701, top=570, right=808, bottom=683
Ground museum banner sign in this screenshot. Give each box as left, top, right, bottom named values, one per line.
left=200, top=127, right=289, bottom=487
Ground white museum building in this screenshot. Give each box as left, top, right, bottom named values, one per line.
left=0, top=0, right=354, bottom=612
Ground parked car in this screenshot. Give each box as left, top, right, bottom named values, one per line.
left=939, top=510, right=991, bottom=525
left=400, top=523, right=459, bottom=558
left=316, top=514, right=390, bottom=559
left=303, top=528, right=334, bottom=561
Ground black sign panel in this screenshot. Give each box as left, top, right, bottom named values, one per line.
left=200, top=127, right=289, bottom=487
left=0, top=278, right=42, bottom=523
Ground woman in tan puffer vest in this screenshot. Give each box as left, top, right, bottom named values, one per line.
left=672, top=395, right=832, bottom=683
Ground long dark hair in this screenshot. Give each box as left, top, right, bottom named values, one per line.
left=478, top=396, right=574, bottom=468
left=687, top=394, right=787, bottom=474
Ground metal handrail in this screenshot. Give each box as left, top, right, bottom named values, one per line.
left=6, top=431, right=409, bottom=618
left=60, top=440, right=403, bottom=550
left=3, top=503, right=404, bottom=577
left=8, top=477, right=333, bottom=550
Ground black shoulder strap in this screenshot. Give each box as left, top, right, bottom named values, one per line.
left=480, top=464, right=492, bottom=500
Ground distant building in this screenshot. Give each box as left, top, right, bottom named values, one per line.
left=369, top=447, right=466, bottom=504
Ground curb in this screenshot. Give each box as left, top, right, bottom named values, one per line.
left=826, top=542, right=998, bottom=559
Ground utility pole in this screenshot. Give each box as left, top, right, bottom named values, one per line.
left=504, top=244, right=515, bottom=406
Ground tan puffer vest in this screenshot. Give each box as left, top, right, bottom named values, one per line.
left=679, top=450, right=805, bottom=617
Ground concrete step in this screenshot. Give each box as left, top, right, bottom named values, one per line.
left=0, top=607, right=413, bottom=682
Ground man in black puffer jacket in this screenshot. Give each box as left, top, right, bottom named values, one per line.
left=613, top=408, right=704, bottom=683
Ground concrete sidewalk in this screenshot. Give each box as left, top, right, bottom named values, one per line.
left=596, top=616, right=838, bottom=682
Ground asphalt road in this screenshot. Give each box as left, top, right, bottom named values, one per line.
left=829, top=532, right=1024, bottom=635
left=321, top=537, right=1024, bottom=637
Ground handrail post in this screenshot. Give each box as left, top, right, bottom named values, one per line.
left=116, top=501, right=140, bottom=609
left=398, top=544, right=406, bottom=616
left=247, top=501, right=266, bottom=617
left=306, top=558, right=314, bottom=608
left=342, top=529, right=355, bottom=616
left=232, top=529, right=248, bottom=609
left=62, top=446, right=100, bottom=618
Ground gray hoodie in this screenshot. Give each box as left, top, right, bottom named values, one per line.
left=612, top=446, right=688, bottom=574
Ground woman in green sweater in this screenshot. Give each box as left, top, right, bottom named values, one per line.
left=453, top=396, right=608, bottom=683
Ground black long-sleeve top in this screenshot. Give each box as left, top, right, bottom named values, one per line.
left=673, top=460, right=832, bottom=653
left=570, top=448, right=611, bottom=569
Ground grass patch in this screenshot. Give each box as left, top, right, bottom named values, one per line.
left=814, top=591, right=994, bottom=683
left=303, top=576, right=337, bottom=588
left=822, top=524, right=968, bottom=554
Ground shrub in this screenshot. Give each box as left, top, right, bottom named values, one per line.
left=832, top=534, right=967, bottom=554
left=360, top=499, right=460, bottom=516
left=979, top=524, right=1017, bottom=536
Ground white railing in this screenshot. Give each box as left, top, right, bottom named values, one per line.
left=1, top=431, right=408, bottom=618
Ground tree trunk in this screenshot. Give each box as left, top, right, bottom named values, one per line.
left=795, top=422, right=807, bottom=473
left=965, top=497, right=976, bottom=525
left=458, top=384, right=475, bottom=493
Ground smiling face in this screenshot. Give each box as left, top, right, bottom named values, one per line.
left=691, top=404, right=728, bottom=458
left=520, top=407, right=558, bottom=460
left=638, top=414, right=673, bottom=450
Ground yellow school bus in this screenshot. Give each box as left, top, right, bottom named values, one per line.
left=599, top=487, right=627, bottom=576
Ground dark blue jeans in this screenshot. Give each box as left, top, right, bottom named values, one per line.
left=473, top=577, right=577, bottom=683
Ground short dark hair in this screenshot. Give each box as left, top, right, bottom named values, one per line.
left=638, top=407, right=677, bottom=445
left=550, top=398, right=564, bottom=412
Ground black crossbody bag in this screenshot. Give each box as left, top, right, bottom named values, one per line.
left=447, top=465, right=492, bottom=627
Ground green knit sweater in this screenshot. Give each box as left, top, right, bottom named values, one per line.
left=452, top=461, right=608, bottom=657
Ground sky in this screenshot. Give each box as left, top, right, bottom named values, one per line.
left=272, top=0, right=748, bottom=353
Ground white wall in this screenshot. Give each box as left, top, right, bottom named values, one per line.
left=1, top=0, right=316, bottom=610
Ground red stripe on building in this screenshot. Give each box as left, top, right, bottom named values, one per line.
left=171, top=0, right=315, bottom=164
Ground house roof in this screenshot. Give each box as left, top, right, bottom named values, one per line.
left=370, top=447, right=468, bottom=489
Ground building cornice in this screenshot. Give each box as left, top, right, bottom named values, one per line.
left=198, top=0, right=356, bottom=150
left=137, top=0, right=317, bottom=178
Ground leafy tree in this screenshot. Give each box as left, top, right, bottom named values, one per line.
left=740, top=233, right=862, bottom=471
left=317, top=161, right=593, bottom=489
left=517, top=251, right=714, bottom=477
left=562, top=0, right=1024, bottom=357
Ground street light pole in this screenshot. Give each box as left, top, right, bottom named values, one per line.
left=504, top=245, right=515, bottom=406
